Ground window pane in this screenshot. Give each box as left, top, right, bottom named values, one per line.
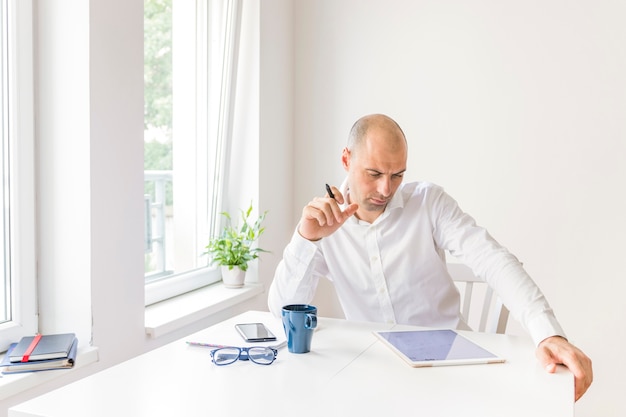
left=0, top=0, right=10, bottom=324
left=144, top=0, right=174, bottom=280
left=144, top=0, right=234, bottom=305
left=0, top=0, right=37, bottom=348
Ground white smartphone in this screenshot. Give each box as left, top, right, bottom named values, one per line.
left=235, top=323, right=277, bottom=342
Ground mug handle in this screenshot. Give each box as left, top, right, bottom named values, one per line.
left=305, top=314, right=317, bottom=329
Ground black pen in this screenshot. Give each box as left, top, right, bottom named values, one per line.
left=325, top=183, right=336, bottom=200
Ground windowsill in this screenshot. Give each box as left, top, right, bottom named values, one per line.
left=0, top=283, right=263, bottom=402
left=0, top=346, right=99, bottom=401
left=144, top=281, right=264, bottom=338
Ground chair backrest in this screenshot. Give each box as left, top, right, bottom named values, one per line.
left=447, top=263, right=509, bottom=334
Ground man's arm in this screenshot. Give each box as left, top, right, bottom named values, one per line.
left=268, top=185, right=358, bottom=316
left=430, top=188, right=593, bottom=400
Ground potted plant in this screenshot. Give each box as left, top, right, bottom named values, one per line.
left=204, top=203, right=268, bottom=288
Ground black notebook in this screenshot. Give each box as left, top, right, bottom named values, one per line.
left=9, top=333, right=77, bottom=363
left=2, top=338, right=78, bottom=373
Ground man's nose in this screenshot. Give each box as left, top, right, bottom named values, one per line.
left=378, top=176, right=391, bottom=197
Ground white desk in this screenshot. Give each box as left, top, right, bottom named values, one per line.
left=9, top=311, right=573, bottom=417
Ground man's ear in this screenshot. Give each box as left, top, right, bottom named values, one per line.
left=341, top=148, right=350, bottom=171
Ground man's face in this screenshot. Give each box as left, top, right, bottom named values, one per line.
left=342, top=126, right=407, bottom=223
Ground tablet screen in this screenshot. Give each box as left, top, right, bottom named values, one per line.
left=375, top=329, right=505, bottom=367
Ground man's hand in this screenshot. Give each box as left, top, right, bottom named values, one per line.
left=536, top=336, right=593, bottom=401
left=298, top=186, right=358, bottom=241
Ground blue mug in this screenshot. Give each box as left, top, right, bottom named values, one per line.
left=281, top=304, right=318, bottom=353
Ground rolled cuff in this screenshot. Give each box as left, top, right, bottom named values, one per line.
left=526, top=311, right=567, bottom=346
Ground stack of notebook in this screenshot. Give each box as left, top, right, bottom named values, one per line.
left=1, top=333, right=78, bottom=374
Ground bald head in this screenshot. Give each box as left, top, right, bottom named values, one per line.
left=347, top=114, right=407, bottom=156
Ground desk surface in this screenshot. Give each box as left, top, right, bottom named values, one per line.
left=9, top=311, right=573, bottom=417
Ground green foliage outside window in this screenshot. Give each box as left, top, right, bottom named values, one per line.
left=144, top=0, right=172, bottom=132
left=144, top=0, right=173, bottom=206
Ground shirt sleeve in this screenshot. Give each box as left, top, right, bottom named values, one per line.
left=267, top=228, right=327, bottom=318
left=430, top=187, right=567, bottom=346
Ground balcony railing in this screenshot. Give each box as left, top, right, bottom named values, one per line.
left=145, top=170, right=172, bottom=280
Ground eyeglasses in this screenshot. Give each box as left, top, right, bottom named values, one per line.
left=210, top=346, right=278, bottom=366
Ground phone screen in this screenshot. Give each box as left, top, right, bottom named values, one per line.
left=235, top=323, right=277, bottom=342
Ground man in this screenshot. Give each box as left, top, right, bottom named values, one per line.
left=268, top=114, right=592, bottom=400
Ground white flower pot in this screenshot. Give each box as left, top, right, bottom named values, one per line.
left=221, top=265, right=246, bottom=288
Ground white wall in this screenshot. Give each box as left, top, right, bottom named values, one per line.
left=293, top=1, right=625, bottom=416
left=34, top=0, right=92, bottom=341
left=258, top=0, right=294, bottom=291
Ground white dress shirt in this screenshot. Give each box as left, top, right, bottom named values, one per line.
left=268, top=181, right=565, bottom=346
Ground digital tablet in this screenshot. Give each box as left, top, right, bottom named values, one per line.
left=374, top=329, right=505, bottom=367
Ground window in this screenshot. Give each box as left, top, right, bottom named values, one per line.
left=0, top=0, right=37, bottom=351
left=144, top=0, right=242, bottom=305
left=0, top=0, right=8, bottom=326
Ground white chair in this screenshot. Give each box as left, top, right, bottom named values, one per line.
left=447, top=263, right=510, bottom=334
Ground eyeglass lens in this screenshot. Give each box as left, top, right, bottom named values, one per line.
left=248, top=347, right=276, bottom=365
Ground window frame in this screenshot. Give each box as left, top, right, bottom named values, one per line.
left=0, top=0, right=37, bottom=351
left=144, top=0, right=242, bottom=306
